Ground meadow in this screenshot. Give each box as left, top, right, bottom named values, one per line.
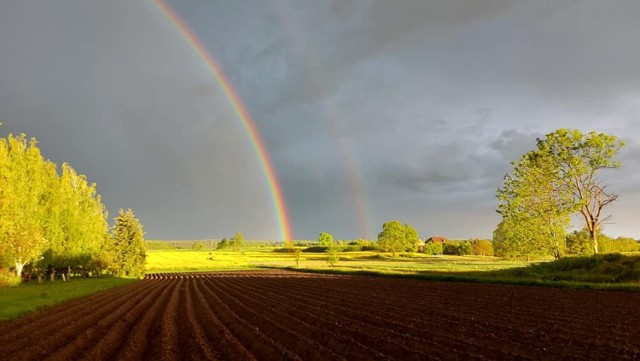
left=0, top=276, right=137, bottom=321
left=147, top=248, right=640, bottom=290
left=145, top=248, right=531, bottom=274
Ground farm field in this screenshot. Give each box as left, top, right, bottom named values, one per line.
left=146, top=248, right=532, bottom=274
left=1, top=270, right=639, bottom=360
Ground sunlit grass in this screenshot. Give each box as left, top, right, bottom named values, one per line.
left=0, top=276, right=138, bottom=321
left=145, top=248, right=531, bottom=273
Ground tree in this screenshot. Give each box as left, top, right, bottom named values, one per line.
left=535, top=129, right=624, bottom=254
left=230, top=232, right=244, bottom=251
left=217, top=238, right=230, bottom=250
left=0, top=135, right=50, bottom=276
left=498, top=150, right=573, bottom=259
left=497, top=129, right=623, bottom=258
left=565, top=229, right=592, bottom=256
left=109, top=209, right=146, bottom=277
left=377, top=221, right=419, bottom=257
left=317, top=232, right=334, bottom=247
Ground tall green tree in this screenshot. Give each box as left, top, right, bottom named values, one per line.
left=42, top=163, right=109, bottom=272
left=498, top=150, right=573, bottom=259
left=497, top=129, right=623, bottom=258
left=231, top=232, right=244, bottom=251
left=377, top=221, right=419, bottom=257
left=110, top=209, right=146, bottom=277
left=535, top=129, right=624, bottom=254
left=0, top=135, right=50, bottom=275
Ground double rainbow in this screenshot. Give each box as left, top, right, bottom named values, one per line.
left=152, top=0, right=292, bottom=241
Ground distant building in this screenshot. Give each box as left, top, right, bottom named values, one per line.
left=426, top=236, right=448, bottom=244
left=415, top=239, right=426, bottom=253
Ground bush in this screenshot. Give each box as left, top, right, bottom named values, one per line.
left=471, top=239, right=494, bottom=256
left=423, top=242, right=443, bottom=255
left=513, top=253, right=640, bottom=283
left=0, top=269, right=22, bottom=287
left=342, top=245, right=362, bottom=252
left=355, top=240, right=378, bottom=251
left=302, top=246, right=328, bottom=253
left=443, top=241, right=473, bottom=256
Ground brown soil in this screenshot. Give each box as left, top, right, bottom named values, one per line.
left=1, top=270, right=639, bottom=360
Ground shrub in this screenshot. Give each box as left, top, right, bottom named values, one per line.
left=355, top=239, right=378, bottom=251
left=342, top=245, right=362, bottom=252
left=471, top=239, right=494, bottom=256
left=423, top=242, right=443, bottom=255
left=443, top=241, right=473, bottom=256
left=0, top=269, right=22, bottom=287
left=302, top=246, right=328, bottom=253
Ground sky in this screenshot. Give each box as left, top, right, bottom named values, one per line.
left=1, top=0, right=639, bottom=241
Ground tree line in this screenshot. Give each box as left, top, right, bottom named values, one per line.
left=0, top=131, right=146, bottom=279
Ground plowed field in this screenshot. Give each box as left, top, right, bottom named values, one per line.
left=1, top=270, right=639, bottom=360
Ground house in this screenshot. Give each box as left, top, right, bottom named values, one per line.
left=415, top=239, right=426, bottom=253
left=426, top=236, right=448, bottom=244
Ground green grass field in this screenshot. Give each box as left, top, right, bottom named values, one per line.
left=0, top=276, right=138, bottom=321
left=146, top=248, right=640, bottom=291
left=145, top=248, right=531, bottom=273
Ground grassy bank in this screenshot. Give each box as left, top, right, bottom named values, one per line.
left=0, top=276, right=138, bottom=321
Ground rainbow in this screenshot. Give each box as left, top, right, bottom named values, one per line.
left=152, top=0, right=292, bottom=241
left=273, top=2, right=373, bottom=239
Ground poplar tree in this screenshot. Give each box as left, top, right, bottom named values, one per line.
left=0, top=135, right=49, bottom=276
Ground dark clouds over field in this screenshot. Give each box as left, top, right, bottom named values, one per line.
left=1, top=0, right=639, bottom=240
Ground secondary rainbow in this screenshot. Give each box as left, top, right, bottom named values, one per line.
left=152, top=0, right=292, bottom=241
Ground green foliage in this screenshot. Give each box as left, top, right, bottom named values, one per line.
left=600, top=236, right=640, bottom=253
left=423, top=242, right=443, bottom=255
left=503, top=254, right=640, bottom=283
left=302, top=246, right=328, bottom=253
left=217, top=238, right=230, bottom=250
left=377, top=221, right=419, bottom=257
left=493, top=220, right=548, bottom=260
left=443, top=241, right=473, bottom=256
left=470, top=239, right=494, bottom=256
left=565, top=229, right=593, bottom=256
left=317, top=232, right=334, bottom=247
left=0, top=268, right=22, bottom=287
left=230, top=232, right=244, bottom=251
left=146, top=241, right=174, bottom=250
left=537, top=130, right=624, bottom=255
left=497, top=129, right=624, bottom=259
left=326, top=246, right=339, bottom=266
left=194, top=241, right=204, bottom=251
left=109, top=209, right=146, bottom=278
left=0, top=132, right=110, bottom=276
left=355, top=239, right=378, bottom=251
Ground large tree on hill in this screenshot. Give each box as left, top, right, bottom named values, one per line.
left=377, top=221, right=419, bottom=257
left=497, top=129, right=623, bottom=257
left=110, top=209, right=146, bottom=277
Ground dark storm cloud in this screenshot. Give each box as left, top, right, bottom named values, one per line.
left=2, top=0, right=640, bottom=239
left=0, top=0, right=278, bottom=239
